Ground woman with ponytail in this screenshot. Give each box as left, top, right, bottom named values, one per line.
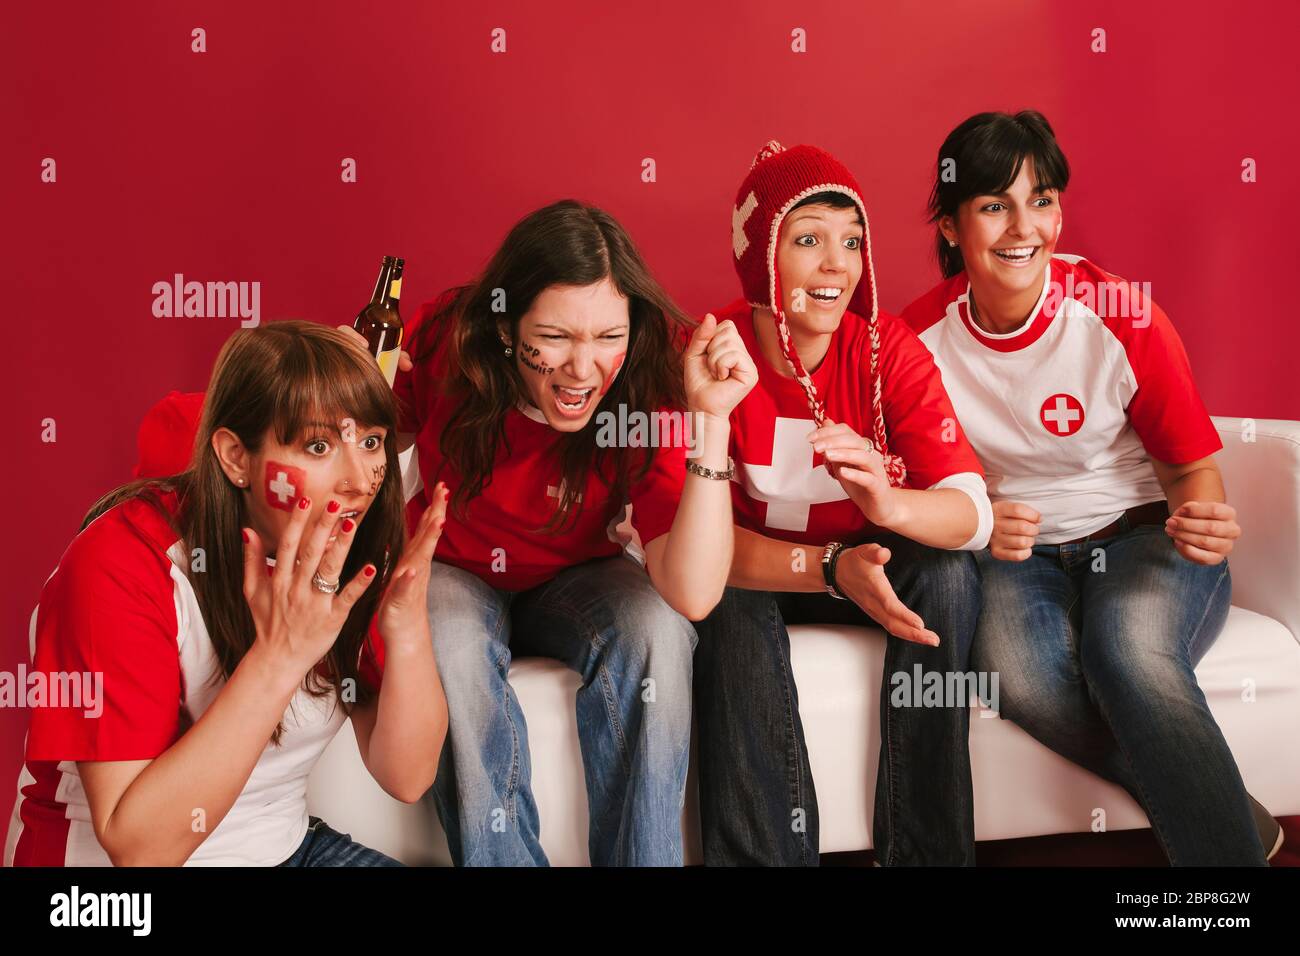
left=902, top=110, right=1277, bottom=864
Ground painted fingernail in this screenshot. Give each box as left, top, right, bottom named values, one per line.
left=327, top=500, right=340, bottom=513
left=341, top=518, right=355, bottom=533
left=363, top=564, right=376, bottom=577
left=241, top=528, right=250, bottom=543
left=298, top=497, right=311, bottom=510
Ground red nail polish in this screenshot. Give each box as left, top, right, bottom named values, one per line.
left=327, top=500, right=340, bottom=513
left=363, top=564, right=375, bottom=577
left=341, top=518, right=355, bottom=533
left=298, top=497, right=311, bottom=510
left=241, top=528, right=250, bottom=543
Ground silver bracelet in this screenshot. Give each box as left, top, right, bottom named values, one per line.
left=686, top=456, right=735, bottom=481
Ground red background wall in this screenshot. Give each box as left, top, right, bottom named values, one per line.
left=3, top=0, right=1297, bottom=834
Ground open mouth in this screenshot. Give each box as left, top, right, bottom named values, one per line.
left=551, top=384, right=595, bottom=417
left=992, top=246, right=1039, bottom=265
left=807, top=286, right=844, bottom=306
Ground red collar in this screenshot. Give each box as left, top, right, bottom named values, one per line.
left=957, top=262, right=1058, bottom=353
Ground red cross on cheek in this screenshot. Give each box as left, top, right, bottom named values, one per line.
left=264, top=461, right=307, bottom=511
left=1040, top=393, right=1085, bottom=436
left=600, top=352, right=627, bottom=396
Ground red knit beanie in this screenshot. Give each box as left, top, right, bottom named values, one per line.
left=731, top=140, right=906, bottom=487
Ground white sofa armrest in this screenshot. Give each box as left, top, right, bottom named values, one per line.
left=1211, top=416, right=1300, bottom=643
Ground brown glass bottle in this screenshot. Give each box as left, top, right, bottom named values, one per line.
left=353, top=256, right=405, bottom=386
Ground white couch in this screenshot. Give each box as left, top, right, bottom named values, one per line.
left=306, top=417, right=1300, bottom=865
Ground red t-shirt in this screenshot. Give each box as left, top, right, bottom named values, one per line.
left=7, top=489, right=384, bottom=867
left=393, top=291, right=687, bottom=591
left=715, top=297, right=983, bottom=546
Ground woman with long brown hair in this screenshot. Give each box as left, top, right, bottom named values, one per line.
left=7, top=322, right=449, bottom=866
left=387, top=199, right=756, bottom=866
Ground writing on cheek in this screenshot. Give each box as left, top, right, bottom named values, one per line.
left=599, top=351, right=627, bottom=396
left=518, top=339, right=554, bottom=376
left=264, top=461, right=307, bottom=512
left=368, top=462, right=387, bottom=496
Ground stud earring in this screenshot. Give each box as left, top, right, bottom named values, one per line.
left=236, top=477, right=246, bottom=486
left=504, top=346, right=514, bottom=357
left=948, top=239, right=958, bottom=247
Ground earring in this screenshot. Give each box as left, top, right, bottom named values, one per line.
left=504, top=346, right=514, bottom=357
left=948, top=239, right=958, bottom=247
left=236, top=477, right=246, bottom=486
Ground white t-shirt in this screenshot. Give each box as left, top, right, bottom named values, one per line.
left=901, top=254, right=1222, bottom=544
left=5, top=489, right=384, bottom=866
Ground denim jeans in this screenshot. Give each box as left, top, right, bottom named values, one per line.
left=427, top=554, right=696, bottom=867
left=276, top=817, right=404, bottom=867
left=693, top=535, right=981, bottom=866
left=972, top=520, right=1266, bottom=866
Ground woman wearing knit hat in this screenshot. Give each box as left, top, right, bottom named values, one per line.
left=692, top=141, right=994, bottom=866
left=902, top=110, right=1277, bottom=864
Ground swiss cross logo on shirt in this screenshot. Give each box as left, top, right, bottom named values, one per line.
left=736, top=417, right=849, bottom=532
left=1040, top=393, right=1085, bottom=436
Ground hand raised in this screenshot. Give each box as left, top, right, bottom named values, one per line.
left=683, top=314, right=758, bottom=421
left=242, top=496, right=378, bottom=675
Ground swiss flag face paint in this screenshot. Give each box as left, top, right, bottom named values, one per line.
left=599, top=351, right=627, bottom=397
left=264, top=461, right=307, bottom=511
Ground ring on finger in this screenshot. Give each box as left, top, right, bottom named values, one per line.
left=311, top=571, right=340, bottom=594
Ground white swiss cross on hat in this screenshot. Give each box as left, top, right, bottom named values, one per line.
left=732, top=190, right=758, bottom=260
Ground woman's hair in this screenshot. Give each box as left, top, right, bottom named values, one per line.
left=790, top=189, right=865, bottom=224
left=82, top=322, right=407, bottom=740
left=927, top=110, right=1071, bottom=278
left=410, top=199, right=692, bottom=533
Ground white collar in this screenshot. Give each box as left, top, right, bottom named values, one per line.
left=516, top=398, right=548, bottom=424
left=962, top=263, right=1051, bottom=340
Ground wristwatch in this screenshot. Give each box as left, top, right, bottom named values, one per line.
left=686, top=456, right=735, bottom=481
left=821, top=541, right=848, bottom=600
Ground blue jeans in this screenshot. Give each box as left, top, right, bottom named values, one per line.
left=973, top=520, right=1266, bottom=866
left=427, top=554, right=696, bottom=866
left=693, top=535, right=981, bottom=866
left=276, top=817, right=403, bottom=867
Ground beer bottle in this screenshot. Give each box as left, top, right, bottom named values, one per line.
left=353, top=255, right=405, bottom=386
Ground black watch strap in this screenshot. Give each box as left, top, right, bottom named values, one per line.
left=821, top=541, right=848, bottom=600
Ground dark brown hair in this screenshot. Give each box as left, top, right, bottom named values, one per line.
left=82, top=321, right=407, bottom=740
left=928, top=110, right=1070, bottom=278
left=410, top=199, right=692, bottom=533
